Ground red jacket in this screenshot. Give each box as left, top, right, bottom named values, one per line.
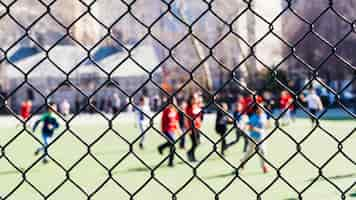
left=280, top=93, right=294, bottom=110
left=20, top=101, right=32, bottom=120
left=161, top=107, right=179, bottom=133
left=185, top=104, right=202, bottom=129
left=239, top=95, right=263, bottom=114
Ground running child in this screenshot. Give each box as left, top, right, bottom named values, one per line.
left=158, top=98, right=180, bottom=167
left=136, top=96, right=151, bottom=149
left=240, top=105, right=269, bottom=174
left=60, top=99, right=71, bottom=117
left=196, top=93, right=205, bottom=144
left=178, top=100, right=187, bottom=149
left=33, top=102, right=59, bottom=164
left=185, top=93, right=202, bottom=162
left=262, top=91, right=277, bottom=127
left=215, top=102, right=233, bottom=156
left=112, top=93, right=121, bottom=115
left=21, top=99, right=32, bottom=120
left=17, top=98, right=33, bottom=128
left=225, top=95, right=249, bottom=152
left=279, top=90, right=294, bottom=126
left=226, top=94, right=263, bottom=152
left=300, top=88, right=324, bottom=124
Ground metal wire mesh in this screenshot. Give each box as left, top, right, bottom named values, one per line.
left=0, top=0, right=355, bottom=199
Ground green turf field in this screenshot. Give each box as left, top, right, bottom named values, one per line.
left=0, top=114, right=355, bottom=200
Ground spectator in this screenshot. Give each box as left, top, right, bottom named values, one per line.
left=112, top=93, right=121, bottom=114
left=60, top=99, right=71, bottom=117
left=300, top=88, right=324, bottom=125
left=75, top=95, right=81, bottom=114
left=0, top=85, right=7, bottom=114
left=178, top=100, right=188, bottom=149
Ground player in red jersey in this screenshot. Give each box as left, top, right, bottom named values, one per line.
left=240, top=94, right=264, bottom=116
left=20, top=99, right=32, bottom=120
left=279, top=90, right=294, bottom=125
left=225, top=94, right=264, bottom=152
left=16, top=99, right=33, bottom=128
left=185, top=93, right=202, bottom=162
left=158, top=98, right=180, bottom=167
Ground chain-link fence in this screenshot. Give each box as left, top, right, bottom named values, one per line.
left=0, top=0, right=355, bottom=199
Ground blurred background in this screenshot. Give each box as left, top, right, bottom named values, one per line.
left=0, top=0, right=355, bottom=114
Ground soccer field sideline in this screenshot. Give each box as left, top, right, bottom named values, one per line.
left=0, top=107, right=353, bottom=127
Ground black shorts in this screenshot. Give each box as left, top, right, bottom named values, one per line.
left=43, top=131, right=54, bottom=138
left=309, top=108, right=318, bottom=116
left=113, top=107, right=119, bottom=114
left=215, top=125, right=227, bottom=135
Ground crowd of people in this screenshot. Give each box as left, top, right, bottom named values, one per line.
left=15, top=87, right=327, bottom=173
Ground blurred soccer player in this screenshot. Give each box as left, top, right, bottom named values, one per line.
left=215, top=102, right=233, bottom=156
left=197, top=94, right=205, bottom=122
left=241, top=94, right=264, bottom=116
left=262, top=91, right=277, bottom=127
left=20, top=99, right=32, bottom=120
left=60, top=99, right=71, bottom=117
left=112, top=93, right=121, bottom=115
left=240, top=105, right=269, bottom=174
left=279, top=90, right=294, bottom=125
left=178, top=100, right=187, bottom=149
left=185, top=93, right=202, bottom=162
left=158, top=98, right=180, bottom=167
left=225, top=95, right=249, bottom=152
left=17, top=99, right=33, bottom=128
left=136, top=96, right=151, bottom=149
left=226, top=94, right=263, bottom=152
left=301, top=88, right=324, bottom=124
left=195, top=93, right=204, bottom=144
left=33, top=102, right=59, bottom=164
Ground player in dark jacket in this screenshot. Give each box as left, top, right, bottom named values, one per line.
left=215, top=102, right=233, bottom=156
left=33, top=102, right=59, bottom=164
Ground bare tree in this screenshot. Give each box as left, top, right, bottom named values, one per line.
left=176, top=1, right=213, bottom=92
left=175, top=0, right=258, bottom=92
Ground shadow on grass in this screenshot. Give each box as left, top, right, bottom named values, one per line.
left=204, top=172, right=235, bottom=179
left=306, top=173, right=356, bottom=182
left=204, top=171, right=265, bottom=180
left=112, top=160, right=189, bottom=175
left=111, top=150, right=232, bottom=175
left=0, top=167, right=40, bottom=176
left=93, top=149, right=158, bottom=156
left=0, top=169, right=23, bottom=176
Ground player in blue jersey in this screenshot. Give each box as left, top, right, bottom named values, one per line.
left=33, top=102, right=59, bottom=164
left=240, top=105, right=269, bottom=173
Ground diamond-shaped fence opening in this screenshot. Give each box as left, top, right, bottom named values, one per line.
left=0, top=0, right=355, bottom=200
left=0, top=16, right=26, bottom=50
left=90, top=0, right=128, bottom=28
left=68, top=154, right=109, bottom=194
left=49, top=0, right=87, bottom=28
left=27, top=15, right=67, bottom=48
left=8, top=0, right=47, bottom=29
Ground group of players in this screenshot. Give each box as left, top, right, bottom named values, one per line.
left=18, top=88, right=324, bottom=173
left=140, top=88, right=324, bottom=172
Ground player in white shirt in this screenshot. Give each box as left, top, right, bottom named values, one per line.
left=136, top=96, right=151, bottom=149
left=60, top=99, right=71, bottom=117
left=301, top=89, right=324, bottom=124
